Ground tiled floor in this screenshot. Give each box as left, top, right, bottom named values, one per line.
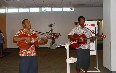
left=0, top=47, right=110, bottom=73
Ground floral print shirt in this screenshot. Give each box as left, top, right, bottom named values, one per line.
left=14, top=28, right=39, bottom=56
left=68, top=25, right=92, bottom=49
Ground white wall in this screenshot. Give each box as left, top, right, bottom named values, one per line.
left=111, top=0, right=116, bottom=71
left=103, top=0, right=116, bottom=71
left=6, top=7, right=103, bottom=48
left=103, top=0, right=111, bottom=70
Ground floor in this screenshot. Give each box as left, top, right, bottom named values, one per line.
left=0, top=47, right=110, bottom=73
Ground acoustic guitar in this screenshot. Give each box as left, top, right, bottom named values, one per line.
left=17, top=31, right=49, bottom=50
left=70, top=33, right=106, bottom=48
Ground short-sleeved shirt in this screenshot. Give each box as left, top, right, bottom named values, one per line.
left=68, top=25, right=92, bottom=49
left=14, top=28, right=39, bottom=56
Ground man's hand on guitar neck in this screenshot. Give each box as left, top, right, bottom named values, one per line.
left=90, top=37, right=95, bottom=43
left=38, top=37, right=48, bottom=45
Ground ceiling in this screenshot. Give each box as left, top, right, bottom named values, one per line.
left=0, top=0, right=103, bottom=8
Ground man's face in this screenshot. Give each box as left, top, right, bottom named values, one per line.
left=79, top=18, right=85, bottom=26
left=23, top=20, right=31, bottom=29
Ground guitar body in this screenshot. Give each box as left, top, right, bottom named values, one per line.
left=70, top=33, right=106, bottom=49
left=79, top=34, right=87, bottom=44
left=70, top=33, right=87, bottom=48
left=70, top=33, right=80, bottom=48
left=17, top=33, right=38, bottom=50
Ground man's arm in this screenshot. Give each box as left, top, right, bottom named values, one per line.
left=13, top=36, right=25, bottom=43
left=68, top=27, right=76, bottom=39
left=13, top=36, right=32, bottom=43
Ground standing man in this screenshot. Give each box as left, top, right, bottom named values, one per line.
left=0, top=30, right=4, bottom=58
left=13, top=19, right=48, bottom=73
left=68, top=16, right=94, bottom=73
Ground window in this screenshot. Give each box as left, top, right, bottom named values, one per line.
left=42, top=7, right=51, bottom=12
left=0, top=7, right=74, bottom=13
left=30, top=8, right=39, bottom=12
left=52, top=8, right=62, bottom=11
left=7, top=8, right=18, bottom=13
left=63, top=8, right=74, bottom=11
left=19, top=8, right=29, bottom=12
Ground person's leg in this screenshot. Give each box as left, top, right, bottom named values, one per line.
left=76, top=49, right=81, bottom=73
left=0, top=44, right=2, bottom=56
left=82, top=49, right=90, bottom=73
left=19, top=56, right=29, bottom=73
left=76, top=49, right=90, bottom=73
left=29, top=56, right=38, bottom=73
left=0, top=43, right=4, bottom=58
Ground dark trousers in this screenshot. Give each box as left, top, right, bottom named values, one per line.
left=76, top=48, right=90, bottom=69
left=0, top=43, right=3, bottom=56
left=19, top=56, right=38, bottom=73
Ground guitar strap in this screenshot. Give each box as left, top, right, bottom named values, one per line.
left=85, top=27, right=96, bottom=35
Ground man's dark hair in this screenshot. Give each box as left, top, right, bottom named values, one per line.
left=78, top=16, right=85, bottom=21
left=22, top=19, right=28, bottom=24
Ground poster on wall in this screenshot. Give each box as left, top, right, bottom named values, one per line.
left=85, top=21, right=98, bottom=55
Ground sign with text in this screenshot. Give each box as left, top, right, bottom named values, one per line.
left=85, top=21, right=98, bottom=55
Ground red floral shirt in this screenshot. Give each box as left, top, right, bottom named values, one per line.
left=14, top=28, right=39, bottom=56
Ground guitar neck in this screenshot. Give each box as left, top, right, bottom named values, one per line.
left=71, top=35, right=104, bottom=40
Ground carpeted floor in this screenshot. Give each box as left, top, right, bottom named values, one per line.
left=0, top=47, right=110, bottom=73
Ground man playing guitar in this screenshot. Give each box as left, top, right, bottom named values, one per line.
left=13, top=19, right=48, bottom=73
left=68, top=16, right=94, bottom=73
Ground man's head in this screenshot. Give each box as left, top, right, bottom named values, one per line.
left=22, top=19, right=31, bottom=29
left=78, top=16, right=85, bottom=27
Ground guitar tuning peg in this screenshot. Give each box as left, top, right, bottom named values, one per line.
left=46, top=32, right=49, bottom=33
left=35, top=31, right=38, bottom=32
left=41, top=33, right=45, bottom=35
left=38, top=32, right=41, bottom=34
